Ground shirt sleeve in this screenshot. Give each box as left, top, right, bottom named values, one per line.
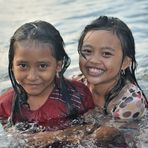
left=111, top=84, right=146, bottom=121
left=81, top=83, right=95, bottom=110
left=71, top=80, right=95, bottom=113
left=0, top=89, right=13, bottom=125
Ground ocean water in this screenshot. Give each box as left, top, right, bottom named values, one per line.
left=0, top=0, right=148, bottom=147
left=0, top=0, right=148, bottom=96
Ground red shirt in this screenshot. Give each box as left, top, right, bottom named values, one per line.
left=0, top=79, right=94, bottom=129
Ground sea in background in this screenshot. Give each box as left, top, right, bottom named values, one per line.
left=0, top=0, right=148, bottom=97
left=0, top=0, right=148, bottom=147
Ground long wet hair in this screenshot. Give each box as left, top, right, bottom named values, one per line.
left=78, top=16, right=148, bottom=114
left=8, top=20, right=78, bottom=125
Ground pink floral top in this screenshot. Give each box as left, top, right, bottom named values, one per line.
left=109, top=82, right=146, bottom=120
left=72, top=74, right=147, bottom=121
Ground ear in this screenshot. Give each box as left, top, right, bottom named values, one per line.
left=56, top=61, right=63, bottom=73
left=121, top=56, right=131, bottom=70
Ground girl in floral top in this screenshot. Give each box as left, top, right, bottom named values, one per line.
left=75, top=16, right=147, bottom=121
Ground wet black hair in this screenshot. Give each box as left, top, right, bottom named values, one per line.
left=8, top=20, right=78, bottom=124
left=78, top=16, right=148, bottom=114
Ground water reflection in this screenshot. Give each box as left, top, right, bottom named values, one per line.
left=0, top=0, right=148, bottom=147
left=0, top=0, right=148, bottom=96
left=2, top=108, right=148, bottom=147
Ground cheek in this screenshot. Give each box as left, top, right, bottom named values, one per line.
left=41, top=71, right=56, bottom=81
left=13, top=73, right=23, bottom=84
left=107, top=61, right=122, bottom=74
left=12, top=67, right=21, bottom=80
left=79, top=58, right=88, bottom=74
left=79, top=57, right=86, bottom=66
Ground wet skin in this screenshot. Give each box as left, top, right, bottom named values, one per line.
left=79, top=30, right=130, bottom=106
left=12, top=40, right=62, bottom=110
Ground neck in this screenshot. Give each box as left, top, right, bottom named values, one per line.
left=89, top=79, right=118, bottom=108
left=27, top=83, right=55, bottom=111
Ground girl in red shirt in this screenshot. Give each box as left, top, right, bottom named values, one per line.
left=0, top=21, right=94, bottom=130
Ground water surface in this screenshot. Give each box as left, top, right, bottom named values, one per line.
left=0, top=0, right=148, bottom=147
left=0, top=0, right=148, bottom=96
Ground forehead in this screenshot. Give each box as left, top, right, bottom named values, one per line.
left=13, top=40, right=55, bottom=59
left=83, top=30, right=122, bottom=49
left=84, top=30, right=119, bottom=41
left=14, top=39, right=53, bottom=49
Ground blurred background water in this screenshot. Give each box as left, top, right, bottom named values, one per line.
left=0, top=0, right=148, bottom=97
left=0, top=0, right=148, bottom=147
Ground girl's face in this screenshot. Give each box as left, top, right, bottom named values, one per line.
left=12, top=40, right=62, bottom=97
left=79, top=30, right=129, bottom=87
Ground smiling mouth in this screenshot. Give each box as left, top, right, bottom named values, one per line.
left=87, top=67, right=104, bottom=76
left=26, top=84, right=41, bottom=87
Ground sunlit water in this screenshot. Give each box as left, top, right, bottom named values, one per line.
left=0, top=0, right=148, bottom=147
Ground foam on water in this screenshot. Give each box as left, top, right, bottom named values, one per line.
left=0, top=0, right=148, bottom=147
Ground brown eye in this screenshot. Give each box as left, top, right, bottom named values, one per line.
left=39, top=63, right=48, bottom=70
left=81, top=49, right=92, bottom=56
left=102, top=51, right=113, bottom=58
left=19, top=63, right=28, bottom=69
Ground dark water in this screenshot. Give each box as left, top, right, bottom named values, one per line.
left=0, top=0, right=148, bottom=147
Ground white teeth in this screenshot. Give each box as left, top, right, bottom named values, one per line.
left=88, top=68, right=103, bottom=75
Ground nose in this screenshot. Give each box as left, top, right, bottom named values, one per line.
left=27, top=68, right=38, bottom=81
left=88, top=53, right=102, bottom=64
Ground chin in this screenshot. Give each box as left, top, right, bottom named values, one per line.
left=27, top=91, right=41, bottom=96
left=87, top=78, right=100, bottom=85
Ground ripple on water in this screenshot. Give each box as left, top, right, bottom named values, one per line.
left=2, top=108, right=147, bottom=147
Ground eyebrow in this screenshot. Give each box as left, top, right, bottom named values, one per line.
left=14, top=59, right=27, bottom=63
left=101, top=46, right=115, bottom=51
left=37, top=61, right=51, bottom=64
left=14, top=59, right=51, bottom=63
left=82, top=44, right=93, bottom=49
left=82, top=44, right=115, bottom=51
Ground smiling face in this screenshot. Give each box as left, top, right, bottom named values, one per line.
left=79, top=30, right=130, bottom=89
left=12, top=40, right=62, bottom=97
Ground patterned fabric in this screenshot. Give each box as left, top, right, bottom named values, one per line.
left=110, top=82, right=146, bottom=120
left=72, top=74, right=147, bottom=121
left=0, top=78, right=94, bottom=129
